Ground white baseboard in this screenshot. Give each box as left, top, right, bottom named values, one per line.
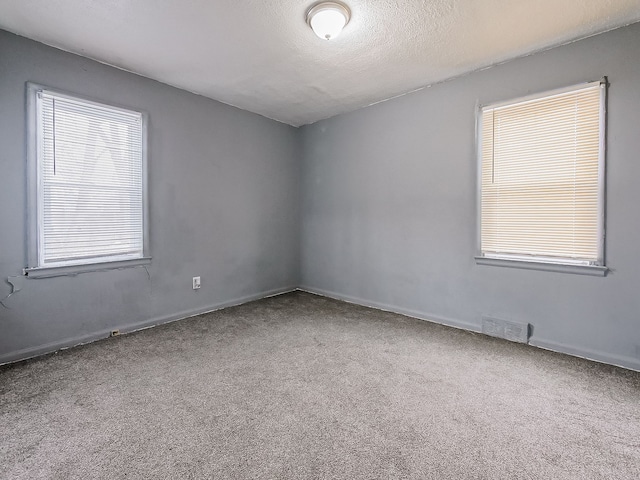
left=298, top=286, right=640, bottom=373
left=4, top=284, right=638, bottom=373
left=297, top=285, right=482, bottom=334
left=0, top=285, right=297, bottom=366
left=530, top=338, right=640, bottom=372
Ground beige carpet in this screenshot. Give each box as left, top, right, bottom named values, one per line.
left=1, top=291, right=639, bottom=479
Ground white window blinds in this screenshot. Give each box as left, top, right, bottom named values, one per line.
left=480, top=81, right=605, bottom=266
left=36, top=90, right=145, bottom=267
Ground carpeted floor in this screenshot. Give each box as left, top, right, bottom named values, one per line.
left=1, top=291, right=639, bottom=479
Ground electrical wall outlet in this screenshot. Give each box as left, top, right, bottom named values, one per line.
left=192, top=276, right=201, bottom=290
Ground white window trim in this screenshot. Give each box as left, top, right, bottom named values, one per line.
left=25, top=83, right=151, bottom=277
left=474, top=79, right=608, bottom=276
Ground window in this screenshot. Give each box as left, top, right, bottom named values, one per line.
left=26, top=84, right=149, bottom=275
left=477, top=80, right=606, bottom=274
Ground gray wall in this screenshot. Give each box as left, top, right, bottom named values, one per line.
left=0, top=30, right=300, bottom=363
left=3, top=24, right=640, bottom=370
left=300, top=23, right=640, bottom=371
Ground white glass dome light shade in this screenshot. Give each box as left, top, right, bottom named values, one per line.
left=306, top=2, right=351, bottom=40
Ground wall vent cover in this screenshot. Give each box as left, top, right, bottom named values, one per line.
left=482, top=316, right=530, bottom=344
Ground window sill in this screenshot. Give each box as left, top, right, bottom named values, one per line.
left=24, top=257, right=152, bottom=278
left=475, top=256, right=608, bottom=276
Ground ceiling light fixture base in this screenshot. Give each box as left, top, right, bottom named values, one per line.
left=306, top=2, right=351, bottom=41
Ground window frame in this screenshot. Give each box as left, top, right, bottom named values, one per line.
left=474, top=80, right=608, bottom=276
left=25, top=83, right=151, bottom=278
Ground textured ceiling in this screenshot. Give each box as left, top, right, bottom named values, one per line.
left=1, top=0, right=640, bottom=126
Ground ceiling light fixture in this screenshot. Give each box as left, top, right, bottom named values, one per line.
left=306, top=2, right=351, bottom=41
